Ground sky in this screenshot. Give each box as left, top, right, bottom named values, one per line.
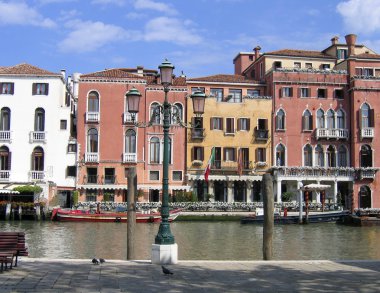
left=1, top=0, right=380, bottom=78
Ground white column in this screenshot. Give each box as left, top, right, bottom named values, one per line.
left=227, top=181, right=234, bottom=203
left=316, top=181, right=321, bottom=203
left=208, top=181, right=214, bottom=202
left=333, top=181, right=338, bottom=203
left=246, top=181, right=252, bottom=203
left=276, top=180, right=282, bottom=203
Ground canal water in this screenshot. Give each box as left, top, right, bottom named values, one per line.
left=1, top=221, right=379, bottom=260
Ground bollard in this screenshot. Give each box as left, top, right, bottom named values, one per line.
left=263, top=173, right=274, bottom=260
left=127, top=167, right=137, bottom=260
left=36, top=205, right=41, bottom=221
left=18, top=206, right=22, bottom=221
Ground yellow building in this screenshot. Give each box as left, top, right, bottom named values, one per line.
left=186, top=74, right=272, bottom=202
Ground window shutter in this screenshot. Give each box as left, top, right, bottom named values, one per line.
left=233, top=148, right=236, bottom=161
left=302, top=115, right=305, bottom=130
left=298, top=88, right=301, bottom=98
left=221, top=118, right=224, bottom=131
left=0, top=83, right=2, bottom=93
left=10, top=83, right=14, bottom=94
left=210, top=117, right=214, bottom=130
left=32, top=83, right=37, bottom=95
left=264, top=119, right=268, bottom=130
left=223, top=148, right=226, bottom=161
left=191, top=147, right=194, bottom=161
left=307, top=88, right=310, bottom=97
left=45, top=83, right=49, bottom=95
left=7, top=152, right=11, bottom=170
left=280, top=88, right=283, bottom=98
left=370, top=109, right=375, bottom=127
left=263, top=149, right=266, bottom=161
left=290, top=87, right=293, bottom=97
left=247, top=118, right=250, bottom=131
left=237, top=118, right=241, bottom=131
left=255, top=148, right=258, bottom=161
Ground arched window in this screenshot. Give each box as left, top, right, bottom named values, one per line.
left=315, top=145, right=324, bottom=167
left=360, top=145, right=372, bottom=167
left=172, top=103, right=183, bottom=124
left=276, top=109, right=285, bottom=130
left=326, top=145, right=336, bottom=167
left=337, top=109, right=345, bottom=129
left=276, top=144, right=285, bottom=166
left=338, top=145, right=348, bottom=167
left=326, top=109, right=335, bottom=129
left=87, top=128, right=98, bottom=153
left=303, top=144, right=312, bottom=166
left=150, top=102, right=161, bottom=124
left=361, top=103, right=370, bottom=128
left=150, top=137, right=160, bottom=163
left=0, top=146, right=10, bottom=171
left=32, top=147, right=44, bottom=171
left=34, top=108, right=45, bottom=131
left=125, top=129, right=136, bottom=153
left=317, top=109, right=325, bottom=128
left=302, top=110, right=313, bottom=131
left=88, top=91, right=99, bottom=112
left=0, top=108, right=10, bottom=131
left=359, top=185, right=371, bottom=208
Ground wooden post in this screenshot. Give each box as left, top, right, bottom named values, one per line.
left=263, top=173, right=274, bottom=260
left=321, top=191, right=325, bottom=212
left=127, top=167, right=137, bottom=260
left=305, top=191, right=309, bottom=224
left=35, top=205, right=41, bottom=221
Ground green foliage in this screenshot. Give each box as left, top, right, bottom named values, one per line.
left=72, top=191, right=79, bottom=206
left=281, top=191, right=293, bottom=202
left=173, top=191, right=194, bottom=202
left=13, top=185, right=42, bottom=194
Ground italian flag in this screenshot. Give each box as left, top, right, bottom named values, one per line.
left=204, top=147, right=215, bottom=182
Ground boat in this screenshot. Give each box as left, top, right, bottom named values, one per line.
left=51, top=208, right=182, bottom=223
left=241, top=210, right=349, bottom=224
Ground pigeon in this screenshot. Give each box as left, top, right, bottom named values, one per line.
left=99, top=258, right=106, bottom=264
left=92, top=258, right=99, bottom=265
left=162, top=266, right=173, bottom=275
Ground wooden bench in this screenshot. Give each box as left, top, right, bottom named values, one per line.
left=0, top=232, right=28, bottom=271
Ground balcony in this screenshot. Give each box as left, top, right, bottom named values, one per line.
left=274, top=166, right=355, bottom=178
left=0, top=131, right=11, bottom=142
left=85, top=175, right=98, bottom=184
left=30, top=131, right=46, bottom=143
left=123, top=152, right=137, bottom=163
left=316, top=128, right=349, bottom=140
left=254, top=128, right=269, bottom=140
left=361, top=128, right=374, bottom=139
left=123, top=112, right=138, bottom=124
left=85, top=152, right=99, bottom=163
left=103, top=175, right=116, bottom=184
left=29, top=171, right=45, bottom=181
left=211, top=160, right=252, bottom=173
left=86, top=112, right=100, bottom=123
left=358, top=168, right=378, bottom=180
left=191, top=128, right=205, bottom=139
left=0, top=170, right=10, bottom=181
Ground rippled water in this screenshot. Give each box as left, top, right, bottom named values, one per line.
left=1, top=221, right=379, bottom=260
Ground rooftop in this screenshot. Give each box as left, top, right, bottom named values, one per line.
left=188, top=74, right=259, bottom=84
left=0, top=63, right=60, bottom=76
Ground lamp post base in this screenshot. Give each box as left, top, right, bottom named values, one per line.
left=151, top=243, right=178, bottom=265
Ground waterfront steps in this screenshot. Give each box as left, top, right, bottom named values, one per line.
left=0, top=259, right=379, bottom=292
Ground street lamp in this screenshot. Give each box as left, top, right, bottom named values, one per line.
left=126, top=59, right=205, bottom=264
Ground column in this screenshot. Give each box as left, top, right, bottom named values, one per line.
left=276, top=180, right=282, bottom=203
left=227, top=181, right=234, bottom=203
left=316, top=181, right=321, bottom=203
left=208, top=181, right=215, bottom=202
left=246, top=181, right=252, bottom=203
left=333, top=181, right=338, bottom=203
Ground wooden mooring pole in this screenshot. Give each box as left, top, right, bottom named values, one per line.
left=127, top=167, right=137, bottom=260
left=263, top=173, right=274, bottom=260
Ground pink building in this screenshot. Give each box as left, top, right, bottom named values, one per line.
left=75, top=67, right=188, bottom=203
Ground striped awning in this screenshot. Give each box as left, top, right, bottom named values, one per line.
left=77, top=185, right=128, bottom=190
left=0, top=189, right=20, bottom=194
left=186, top=174, right=262, bottom=182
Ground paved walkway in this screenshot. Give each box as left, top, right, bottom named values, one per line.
left=0, top=259, right=379, bottom=292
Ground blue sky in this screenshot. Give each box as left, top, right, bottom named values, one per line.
left=1, top=0, right=380, bottom=78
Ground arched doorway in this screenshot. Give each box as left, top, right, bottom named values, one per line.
left=359, top=186, right=371, bottom=208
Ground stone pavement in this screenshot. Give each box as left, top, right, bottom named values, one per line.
left=0, top=259, right=379, bottom=293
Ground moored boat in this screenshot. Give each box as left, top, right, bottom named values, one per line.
left=51, top=208, right=182, bottom=223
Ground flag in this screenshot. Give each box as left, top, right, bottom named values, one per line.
left=204, top=147, right=215, bottom=182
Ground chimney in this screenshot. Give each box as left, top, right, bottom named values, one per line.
left=331, top=36, right=339, bottom=45
left=136, top=66, right=144, bottom=76
left=61, top=69, right=66, bottom=79
left=345, top=34, right=357, bottom=57
left=254, top=46, right=261, bottom=60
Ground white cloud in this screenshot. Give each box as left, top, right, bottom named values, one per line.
left=91, top=0, right=126, bottom=6
left=0, top=1, right=55, bottom=27
left=126, top=12, right=146, bottom=19
left=337, top=0, right=380, bottom=34
left=144, top=17, right=202, bottom=45
left=59, top=20, right=140, bottom=53
left=134, top=0, right=177, bottom=15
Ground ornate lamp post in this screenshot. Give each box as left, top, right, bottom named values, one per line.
left=126, top=59, right=205, bottom=264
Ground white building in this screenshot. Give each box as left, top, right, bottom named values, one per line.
left=0, top=63, right=76, bottom=206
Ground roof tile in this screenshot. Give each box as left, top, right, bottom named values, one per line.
left=187, top=74, right=258, bottom=84
left=265, top=49, right=333, bottom=59
left=80, top=68, right=145, bottom=79
left=0, top=63, right=60, bottom=76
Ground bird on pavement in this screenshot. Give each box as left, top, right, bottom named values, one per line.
left=92, top=258, right=99, bottom=265
left=162, top=266, right=173, bottom=275
left=99, top=258, right=106, bottom=264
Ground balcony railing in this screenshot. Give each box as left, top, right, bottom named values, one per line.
left=361, top=128, right=374, bottom=139
left=191, top=128, right=205, bottom=139
left=212, top=160, right=252, bottom=171
left=104, top=175, right=116, bottom=184
left=0, top=170, right=10, bottom=181
left=85, top=152, right=99, bottom=163
left=316, top=128, right=349, bottom=140
left=123, top=112, right=138, bottom=123
left=0, top=131, right=11, bottom=142
left=123, top=152, right=137, bottom=163
left=274, top=166, right=356, bottom=178
left=358, top=168, right=378, bottom=180
left=86, top=112, right=100, bottom=123
left=30, top=131, right=46, bottom=143
left=85, top=175, right=98, bottom=184
left=255, top=128, right=269, bottom=140
left=29, top=171, right=45, bottom=181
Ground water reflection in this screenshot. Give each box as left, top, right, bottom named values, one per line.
left=0, top=221, right=379, bottom=260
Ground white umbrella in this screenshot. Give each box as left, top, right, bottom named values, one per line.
left=301, top=183, right=331, bottom=191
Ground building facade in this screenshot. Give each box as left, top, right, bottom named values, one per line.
left=0, top=64, right=76, bottom=205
